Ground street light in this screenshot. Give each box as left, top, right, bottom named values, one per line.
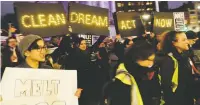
left=142, top=14, right=151, bottom=20
left=197, top=5, right=200, bottom=10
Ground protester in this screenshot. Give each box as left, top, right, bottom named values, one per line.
left=67, top=37, right=92, bottom=105
left=186, top=31, right=199, bottom=48
left=51, top=36, right=60, bottom=47
left=1, top=36, right=23, bottom=77
left=160, top=31, right=196, bottom=105
left=92, top=36, right=110, bottom=100
left=51, top=35, right=74, bottom=69
left=113, top=34, right=125, bottom=62
left=123, top=38, right=134, bottom=54
left=105, top=40, right=161, bottom=105
left=17, top=34, right=51, bottom=69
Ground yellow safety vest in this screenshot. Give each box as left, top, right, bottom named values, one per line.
left=158, top=55, right=178, bottom=92
left=115, top=63, right=144, bottom=105
left=169, top=55, right=179, bottom=92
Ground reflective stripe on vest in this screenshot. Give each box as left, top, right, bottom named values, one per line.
left=169, top=55, right=179, bottom=92
left=115, top=63, right=144, bottom=105
left=158, top=55, right=178, bottom=93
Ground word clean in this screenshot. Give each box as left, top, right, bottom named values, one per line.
left=21, top=13, right=66, bottom=28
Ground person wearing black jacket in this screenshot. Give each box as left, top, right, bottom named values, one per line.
left=106, top=40, right=161, bottom=105
left=160, top=31, right=195, bottom=105
left=1, top=36, right=23, bottom=77
left=69, top=37, right=92, bottom=105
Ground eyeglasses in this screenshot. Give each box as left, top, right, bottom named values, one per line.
left=31, top=46, right=47, bottom=52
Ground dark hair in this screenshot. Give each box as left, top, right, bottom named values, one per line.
left=185, top=30, right=197, bottom=39
left=27, top=38, right=43, bottom=51
left=124, top=38, right=131, bottom=47
left=161, top=31, right=184, bottom=54
left=75, top=37, right=85, bottom=47
left=6, top=36, right=17, bottom=45
left=197, top=31, right=200, bottom=38
left=58, top=36, right=73, bottom=53
left=124, top=40, right=155, bottom=65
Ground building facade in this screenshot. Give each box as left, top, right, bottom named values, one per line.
left=115, top=1, right=156, bottom=12
left=188, top=1, right=200, bottom=32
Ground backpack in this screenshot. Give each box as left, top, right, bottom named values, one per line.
left=99, top=71, right=133, bottom=105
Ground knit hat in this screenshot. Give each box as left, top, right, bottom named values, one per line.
left=18, top=34, right=42, bottom=58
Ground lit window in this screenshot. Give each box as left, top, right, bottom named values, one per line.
left=132, top=3, right=135, bottom=5
left=132, top=9, right=135, bottom=11
left=142, top=9, right=145, bottom=11
left=128, top=10, right=132, bottom=12
left=117, top=3, right=122, bottom=7
left=128, top=2, right=132, bottom=6
left=122, top=3, right=124, bottom=7
left=147, top=8, right=150, bottom=11
left=149, top=2, right=152, bottom=5
left=146, top=2, right=149, bottom=5
left=118, top=11, right=123, bottom=12
left=138, top=9, right=141, bottom=11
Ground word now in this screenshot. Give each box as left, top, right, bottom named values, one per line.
left=15, top=79, right=60, bottom=97
left=21, top=14, right=66, bottom=28
left=154, top=19, right=173, bottom=28
left=70, top=12, right=108, bottom=27
left=120, top=20, right=136, bottom=30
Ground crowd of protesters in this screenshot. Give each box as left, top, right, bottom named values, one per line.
left=1, top=30, right=200, bottom=105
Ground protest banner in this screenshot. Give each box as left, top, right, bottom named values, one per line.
left=153, top=12, right=174, bottom=34
left=0, top=67, right=78, bottom=105
left=68, top=2, right=109, bottom=36
left=14, top=2, right=69, bottom=37
left=173, top=12, right=185, bottom=31
left=114, top=12, right=145, bottom=37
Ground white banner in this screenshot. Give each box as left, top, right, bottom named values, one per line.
left=0, top=67, right=78, bottom=105
left=173, top=12, right=185, bottom=31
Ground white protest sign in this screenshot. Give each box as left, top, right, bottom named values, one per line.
left=0, top=67, right=78, bottom=105
left=173, top=12, right=185, bottom=31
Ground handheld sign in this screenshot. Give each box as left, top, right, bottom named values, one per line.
left=153, top=12, right=174, bottom=34
left=114, top=12, right=145, bottom=37
left=1, top=67, right=78, bottom=105
left=173, top=12, right=185, bottom=31
left=14, top=2, right=69, bottom=37
left=68, top=2, right=109, bottom=36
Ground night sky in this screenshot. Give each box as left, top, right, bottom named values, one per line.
left=1, top=1, right=190, bottom=16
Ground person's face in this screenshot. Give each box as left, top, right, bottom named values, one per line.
left=173, top=33, right=189, bottom=52
left=52, top=37, right=60, bottom=44
left=79, top=40, right=87, bottom=51
left=99, top=42, right=105, bottom=48
left=8, top=38, right=17, bottom=48
left=136, top=54, right=155, bottom=68
left=25, top=40, right=47, bottom=62
left=188, top=38, right=199, bottom=45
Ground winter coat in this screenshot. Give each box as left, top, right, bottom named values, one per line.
left=1, top=46, right=23, bottom=77
left=160, top=50, right=195, bottom=105
left=107, top=63, right=161, bottom=105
